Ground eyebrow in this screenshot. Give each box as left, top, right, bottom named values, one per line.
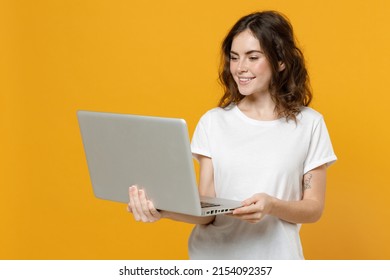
left=230, top=50, right=263, bottom=56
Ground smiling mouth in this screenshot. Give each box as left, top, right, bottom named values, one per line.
left=238, top=77, right=255, bottom=83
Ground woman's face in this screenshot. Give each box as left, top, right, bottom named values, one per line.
left=229, top=29, right=273, bottom=97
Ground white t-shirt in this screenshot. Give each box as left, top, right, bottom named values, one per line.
left=189, top=105, right=337, bottom=259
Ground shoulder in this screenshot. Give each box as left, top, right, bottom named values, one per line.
left=297, top=107, right=324, bottom=124
left=198, top=106, right=235, bottom=122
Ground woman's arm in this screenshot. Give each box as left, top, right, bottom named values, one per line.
left=231, top=164, right=327, bottom=224
left=127, top=155, right=216, bottom=225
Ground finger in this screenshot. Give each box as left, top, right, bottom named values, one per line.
left=148, top=200, right=161, bottom=221
left=129, top=186, right=144, bottom=221
left=232, top=203, right=257, bottom=215
left=127, top=203, right=133, bottom=213
left=231, top=212, right=264, bottom=223
left=138, top=189, right=155, bottom=222
left=127, top=185, right=136, bottom=213
left=128, top=186, right=140, bottom=221
left=132, top=188, right=149, bottom=222
left=241, top=196, right=258, bottom=206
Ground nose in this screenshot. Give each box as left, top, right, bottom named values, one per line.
left=237, top=59, right=248, bottom=73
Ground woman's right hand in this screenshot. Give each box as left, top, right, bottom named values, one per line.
left=127, top=185, right=162, bottom=222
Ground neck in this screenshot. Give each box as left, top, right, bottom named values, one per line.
left=238, top=95, right=278, bottom=121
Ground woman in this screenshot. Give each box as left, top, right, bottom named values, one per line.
left=128, top=11, right=337, bottom=259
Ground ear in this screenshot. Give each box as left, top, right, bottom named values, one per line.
left=278, top=61, right=286, bottom=72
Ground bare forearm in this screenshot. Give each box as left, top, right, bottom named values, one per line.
left=160, top=211, right=215, bottom=225
left=271, top=166, right=326, bottom=224
left=270, top=197, right=323, bottom=224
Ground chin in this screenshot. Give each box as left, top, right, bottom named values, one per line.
left=238, top=89, right=255, bottom=96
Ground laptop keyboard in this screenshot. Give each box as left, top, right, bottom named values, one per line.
left=201, top=201, right=220, bottom=208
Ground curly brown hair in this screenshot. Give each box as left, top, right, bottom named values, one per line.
left=218, top=11, right=312, bottom=121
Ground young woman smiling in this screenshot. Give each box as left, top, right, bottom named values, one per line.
left=127, top=11, right=337, bottom=260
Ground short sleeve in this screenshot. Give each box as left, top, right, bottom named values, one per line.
left=191, top=114, right=212, bottom=160
left=303, top=117, right=337, bottom=174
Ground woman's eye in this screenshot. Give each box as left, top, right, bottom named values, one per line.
left=230, top=56, right=238, bottom=61
left=249, top=56, right=259, bottom=60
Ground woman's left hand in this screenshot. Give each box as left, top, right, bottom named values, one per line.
left=229, top=193, right=275, bottom=224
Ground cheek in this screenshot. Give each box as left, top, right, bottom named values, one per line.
left=255, top=61, right=273, bottom=76
left=253, top=68, right=273, bottom=85
left=229, top=67, right=238, bottom=83
left=229, top=64, right=235, bottom=75
left=253, top=63, right=266, bottom=74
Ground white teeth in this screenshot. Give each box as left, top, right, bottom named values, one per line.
left=239, top=77, right=254, bottom=81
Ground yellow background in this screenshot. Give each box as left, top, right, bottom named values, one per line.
left=1, top=0, right=389, bottom=259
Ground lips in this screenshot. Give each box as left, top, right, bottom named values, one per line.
left=238, top=77, right=255, bottom=85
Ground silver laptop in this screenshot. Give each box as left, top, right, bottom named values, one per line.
left=77, top=110, right=242, bottom=216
